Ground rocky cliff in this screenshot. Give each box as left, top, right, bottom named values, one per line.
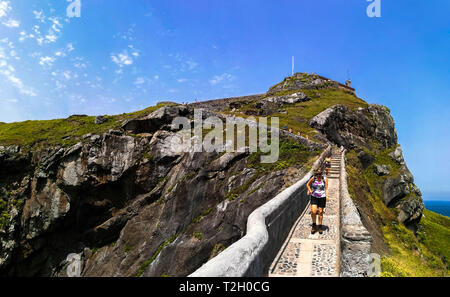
left=0, top=73, right=447, bottom=276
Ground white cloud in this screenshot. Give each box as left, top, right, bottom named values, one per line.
left=33, top=10, right=45, bottom=23
left=26, top=15, right=64, bottom=45
left=39, top=56, right=56, bottom=67
left=111, top=50, right=135, bottom=68
left=209, top=73, right=235, bottom=85
left=55, top=51, right=65, bottom=57
left=2, top=18, right=19, bottom=28
left=45, top=33, right=57, bottom=43
left=18, top=31, right=35, bottom=42
left=0, top=1, right=11, bottom=18
left=186, top=60, right=197, bottom=71
left=66, top=43, right=74, bottom=52
left=32, top=25, right=40, bottom=35
left=114, top=24, right=136, bottom=41
left=170, top=53, right=199, bottom=72
left=134, top=75, right=160, bottom=86
left=62, top=71, right=72, bottom=80
left=134, top=77, right=146, bottom=85
left=177, top=78, right=187, bottom=83
left=49, top=17, right=62, bottom=33
left=0, top=68, right=37, bottom=96
left=73, top=61, right=86, bottom=69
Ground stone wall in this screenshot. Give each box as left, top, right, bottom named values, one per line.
left=189, top=146, right=332, bottom=277
left=189, top=94, right=265, bottom=111
left=339, top=150, right=372, bottom=277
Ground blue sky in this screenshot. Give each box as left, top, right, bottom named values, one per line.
left=0, top=0, right=449, bottom=198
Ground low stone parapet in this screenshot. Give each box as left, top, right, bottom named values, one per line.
left=339, top=150, right=372, bottom=277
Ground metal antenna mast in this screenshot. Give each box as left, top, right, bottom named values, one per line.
left=292, top=56, right=294, bottom=76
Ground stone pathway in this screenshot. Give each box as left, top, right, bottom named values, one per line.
left=268, top=152, right=341, bottom=277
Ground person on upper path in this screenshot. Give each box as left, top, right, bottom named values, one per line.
left=306, top=168, right=329, bottom=234
left=324, top=157, right=331, bottom=176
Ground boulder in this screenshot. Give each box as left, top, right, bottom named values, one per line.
left=389, top=145, right=405, bottom=165
left=262, top=92, right=309, bottom=105
left=358, top=151, right=375, bottom=169
left=401, top=164, right=414, bottom=183
left=95, top=116, right=107, bottom=124
left=374, top=164, right=390, bottom=176
left=382, top=175, right=409, bottom=206
left=208, top=151, right=248, bottom=172
left=148, top=130, right=186, bottom=163
left=309, top=104, right=398, bottom=150
left=58, top=252, right=85, bottom=277
left=410, top=184, right=422, bottom=197
left=397, top=196, right=424, bottom=230
left=309, top=106, right=336, bottom=128
left=367, top=105, right=397, bottom=148
left=122, top=105, right=190, bottom=134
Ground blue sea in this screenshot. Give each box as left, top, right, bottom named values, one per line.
left=424, top=200, right=450, bottom=217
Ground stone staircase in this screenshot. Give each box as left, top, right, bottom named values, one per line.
left=268, top=150, right=342, bottom=277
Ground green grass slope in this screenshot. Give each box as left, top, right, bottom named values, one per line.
left=0, top=106, right=162, bottom=150
left=223, top=88, right=368, bottom=139
left=346, top=149, right=449, bottom=277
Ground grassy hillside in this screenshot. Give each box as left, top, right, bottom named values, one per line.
left=0, top=106, right=162, bottom=150
left=0, top=86, right=367, bottom=151
left=224, top=88, right=368, bottom=139
left=346, top=150, right=449, bottom=277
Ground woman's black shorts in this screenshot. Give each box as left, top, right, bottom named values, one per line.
left=311, top=196, right=326, bottom=208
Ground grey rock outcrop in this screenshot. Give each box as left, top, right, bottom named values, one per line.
left=122, top=105, right=190, bottom=134
left=357, top=151, right=375, bottom=169
left=309, top=104, right=397, bottom=149
left=382, top=175, right=409, bottom=206
left=374, top=164, right=390, bottom=176
left=262, top=92, right=309, bottom=105
left=95, top=116, right=107, bottom=125
left=389, top=145, right=405, bottom=165
left=398, top=196, right=424, bottom=227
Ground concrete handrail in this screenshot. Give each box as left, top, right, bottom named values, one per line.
left=189, top=146, right=332, bottom=277
left=339, top=150, right=372, bottom=277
